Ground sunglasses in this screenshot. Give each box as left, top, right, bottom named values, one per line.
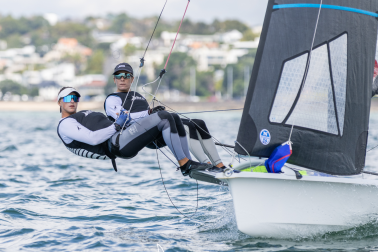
left=114, top=73, right=133, bottom=79
left=63, top=95, right=80, bottom=102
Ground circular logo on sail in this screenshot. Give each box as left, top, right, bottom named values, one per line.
left=260, top=129, right=271, bottom=145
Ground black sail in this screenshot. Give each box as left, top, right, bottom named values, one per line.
left=236, top=0, right=378, bottom=175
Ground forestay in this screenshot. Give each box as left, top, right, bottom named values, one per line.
left=236, top=0, right=378, bottom=175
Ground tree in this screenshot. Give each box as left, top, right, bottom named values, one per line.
left=85, top=50, right=105, bottom=74
left=0, top=80, right=28, bottom=95
left=221, top=49, right=257, bottom=98
left=50, top=22, right=94, bottom=48
left=242, top=29, right=259, bottom=41
left=124, top=44, right=137, bottom=55
left=109, top=13, right=129, bottom=33
left=156, top=52, right=214, bottom=96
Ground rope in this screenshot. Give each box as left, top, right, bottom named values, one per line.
left=154, top=142, right=199, bottom=219
left=367, top=144, right=378, bottom=153
left=235, top=140, right=252, bottom=171
left=142, top=0, right=168, bottom=60
left=179, top=108, right=243, bottom=114
left=288, top=0, right=323, bottom=139
left=141, top=0, right=190, bottom=105
left=117, top=0, right=170, bottom=133
left=156, top=100, right=244, bottom=160
left=128, top=118, right=199, bottom=218
left=163, top=0, right=190, bottom=70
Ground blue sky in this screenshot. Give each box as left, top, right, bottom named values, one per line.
left=0, top=0, right=268, bottom=26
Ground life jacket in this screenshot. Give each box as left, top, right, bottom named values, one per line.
left=104, top=91, right=150, bottom=122
left=57, top=110, right=118, bottom=171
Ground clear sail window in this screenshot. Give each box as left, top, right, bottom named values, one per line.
left=269, top=34, right=348, bottom=136
left=329, top=34, right=347, bottom=136
left=269, top=54, right=308, bottom=123
left=286, top=44, right=338, bottom=135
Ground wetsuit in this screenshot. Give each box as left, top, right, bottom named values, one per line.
left=182, top=119, right=222, bottom=166
left=57, top=110, right=118, bottom=170
left=57, top=110, right=192, bottom=166
left=104, top=92, right=191, bottom=159
left=104, top=92, right=223, bottom=166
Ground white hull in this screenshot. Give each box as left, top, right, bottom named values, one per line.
left=216, top=163, right=378, bottom=238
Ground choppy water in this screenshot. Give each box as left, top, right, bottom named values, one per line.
left=2, top=110, right=378, bottom=251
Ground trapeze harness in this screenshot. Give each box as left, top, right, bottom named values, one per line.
left=57, top=110, right=119, bottom=171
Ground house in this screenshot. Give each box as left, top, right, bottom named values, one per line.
left=39, top=80, right=61, bottom=101
left=44, top=38, right=92, bottom=62
left=78, top=79, right=107, bottom=101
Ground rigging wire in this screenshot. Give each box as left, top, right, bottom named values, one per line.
left=179, top=108, right=243, bottom=114
left=128, top=118, right=199, bottom=218
left=367, top=144, right=378, bottom=153
left=154, top=142, right=199, bottom=219
left=143, top=0, right=191, bottom=98
left=163, top=0, right=190, bottom=70
left=288, top=0, right=323, bottom=140
left=142, top=0, right=168, bottom=61
left=155, top=99, right=245, bottom=160
left=117, top=0, right=169, bottom=133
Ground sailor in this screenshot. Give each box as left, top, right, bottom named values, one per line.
left=57, top=87, right=212, bottom=175
left=104, top=63, right=227, bottom=172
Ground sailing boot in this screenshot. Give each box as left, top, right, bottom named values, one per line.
left=212, top=166, right=241, bottom=173
left=206, top=166, right=224, bottom=173
left=179, top=160, right=212, bottom=176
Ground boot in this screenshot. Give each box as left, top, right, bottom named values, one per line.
left=179, top=160, right=212, bottom=176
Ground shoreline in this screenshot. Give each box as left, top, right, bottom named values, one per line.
left=2, top=98, right=378, bottom=112
left=0, top=100, right=245, bottom=112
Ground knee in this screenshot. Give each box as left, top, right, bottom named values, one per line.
left=192, top=119, right=208, bottom=131
left=157, top=110, right=171, bottom=120
left=192, top=119, right=211, bottom=139
left=171, top=113, right=180, bottom=121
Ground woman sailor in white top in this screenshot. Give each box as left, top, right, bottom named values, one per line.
left=105, top=63, right=227, bottom=171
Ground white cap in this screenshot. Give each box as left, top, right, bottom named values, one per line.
left=57, top=87, right=81, bottom=100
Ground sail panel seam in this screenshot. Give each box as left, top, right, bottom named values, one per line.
left=273, top=4, right=378, bottom=18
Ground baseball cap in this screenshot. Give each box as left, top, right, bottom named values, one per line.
left=113, top=63, right=133, bottom=75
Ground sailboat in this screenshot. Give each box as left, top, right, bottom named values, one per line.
left=191, top=0, right=378, bottom=238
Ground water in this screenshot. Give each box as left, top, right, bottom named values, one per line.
left=2, top=111, right=378, bottom=251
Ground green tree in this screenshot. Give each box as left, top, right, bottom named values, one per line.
left=212, top=19, right=249, bottom=33
left=0, top=80, right=28, bottom=95
left=50, top=22, right=94, bottom=48
left=85, top=50, right=105, bottom=74
left=156, top=52, right=214, bottom=96
left=124, top=43, right=137, bottom=55
left=109, top=13, right=129, bottom=33
left=221, top=49, right=257, bottom=98
left=5, top=34, right=24, bottom=48
left=242, top=29, right=259, bottom=41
